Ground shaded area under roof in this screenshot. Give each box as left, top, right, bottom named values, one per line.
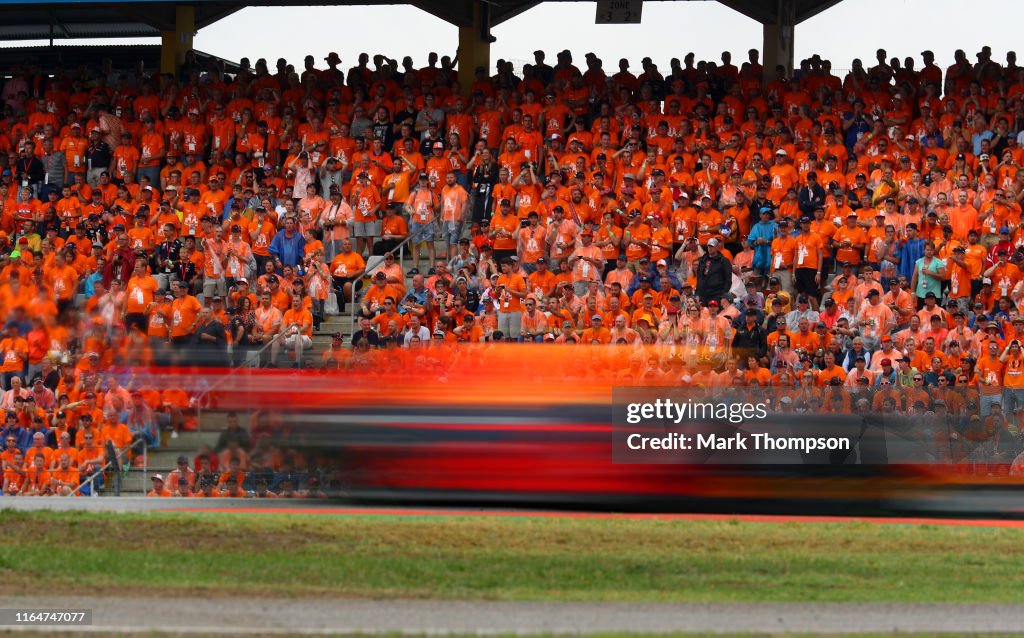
left=0, top=44, right=239, bottom=73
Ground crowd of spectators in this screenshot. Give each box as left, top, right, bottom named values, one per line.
left=146, top=411, right=333, bottom=498
left=5, top=42, right=1024, bottom=495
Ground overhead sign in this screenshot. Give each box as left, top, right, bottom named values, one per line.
left=595, top=0, right=642, bottom=24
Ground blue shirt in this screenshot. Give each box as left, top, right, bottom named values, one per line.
left=1, top=425, right=31, bottom=453
left=898, top=238, right=926, bottom=280
left=748, top=221, right=779, bottom=272
left=972, top=130, right=994, bottom=156
left=268, top=230, right=306, bottom=267
left=400, top=286, right=429, bottom=316
left=83, top=271, right=103, bottom=298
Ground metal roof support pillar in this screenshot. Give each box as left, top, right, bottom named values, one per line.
left=160, top=5, right=194, bottom=76
left=762, top=0, right=795, bottom=85
left=457, top=1, right=491, bottom=95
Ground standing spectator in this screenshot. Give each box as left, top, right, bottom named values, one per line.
left=14, top=141, right=44, bottom=196
left=695, top=239, right=732, bottom=306
left=494, top=258, right=527, bottom=340
left=747, top=208, right=777, bottom=286
left=193, top=306, right=228, bottom=368
left=39, top=138, right=67, bottom=196
left=797, top=171, right=827, bottom=217
left=85, top=127, right=112, bottom=186
left=467, top=147, right=499, bottom=226
left=269, top=216, right=307, bottom=269
left=440, top=172, right=469, bottom=259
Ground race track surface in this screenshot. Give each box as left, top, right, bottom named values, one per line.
left=3, top=597, right=1024, bottom=635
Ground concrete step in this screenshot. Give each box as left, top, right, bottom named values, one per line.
left=163, top=431, right=220, bottom=452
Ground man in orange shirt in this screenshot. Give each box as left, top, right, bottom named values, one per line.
left=111, top=131, right=140, bottom=182
left=45, top=250, right=79, bottom=314
left=49, top=452, right=80, bottom=496
left=769, top=219, right=797, bottom=296
left=983, top=248, right=1021, bottom=300
left=495, top=257, right=527, bottom=340
left=0, top=322, right=27, bottom=389
left=581, top=313, right=612, bottom=344
left=61, top=122, right=89, bottom=179
left=1000, top=339, right=1024, bottom=427
left=2, top=449, right=26, bottom=495
left=277, top=294, right=313, bottom=368
left=21, top=452, right=52, bottom=496
left=350, top=171, right=382, bottom=256
left=329, top=238, right=366, bottom=314
left=147, top=474, right=173, bottom=497
left=125, top=256, right=159, bottom=334
left=977, top=340, right=1005, bottom=417
left=856, top=289, right=896, bottom=350
left=488, top=198, right=520, bottom=265
left=817, top=351, right=847, bottom=386
left=169, top=279, right=202, bottom=354
left=793, top=216, right=824, bottom=305
left=569, top=229, right=605, bottom=295
left=138, top=117, right=166, bottom=186
left=439, top=171, right=469, bottom=260
left=768, top=149, right=799, bottom=203
left=405, top=173, right=440, bottom=271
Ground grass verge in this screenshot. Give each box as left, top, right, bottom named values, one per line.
left=1, top=510, right=1023, bottom=602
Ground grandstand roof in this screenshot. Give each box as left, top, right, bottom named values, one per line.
left=0, top=0, right=842, bottom=42
left=0, top=3, right=233, bottom=40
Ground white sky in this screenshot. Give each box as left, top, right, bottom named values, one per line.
left=191, top=0, right=1020, bottom=74
left=17, top=0, right=1022, bottom=75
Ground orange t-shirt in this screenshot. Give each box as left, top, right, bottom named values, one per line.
left=794, top=233, right=821, bottom=270
left=329, top=252, right=365, bottom=278
left=1004, top=353, right=1024, bottom=389
left=125, top=275, right=159, bottom=315
left=169, top=295, right=202, bottom=338
left=495, top=273, right=527, bottom=312
left=976, top=356, right=1005, bottom=396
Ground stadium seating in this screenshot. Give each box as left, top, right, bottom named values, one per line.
left=2, top=45, right=1024, bottom=495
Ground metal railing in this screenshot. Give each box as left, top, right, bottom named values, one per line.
left=193, top=228, right=425, bottom=426
left=194, top=330, right=289, bottom=433
left=347, top=227, right=423, bottom=332
left=71, top=440, right=130, bottom=497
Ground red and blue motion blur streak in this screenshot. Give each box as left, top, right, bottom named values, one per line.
left=161, top=344, right=1024, bottom=516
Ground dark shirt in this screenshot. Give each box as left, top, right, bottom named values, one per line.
left=86, top=140, right=112, bottom=169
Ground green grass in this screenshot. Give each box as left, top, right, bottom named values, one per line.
left=2, top=511, right=1024, bottom=602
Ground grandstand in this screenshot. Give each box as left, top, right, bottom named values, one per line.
left=2, top=38, right=1024, bottom=498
